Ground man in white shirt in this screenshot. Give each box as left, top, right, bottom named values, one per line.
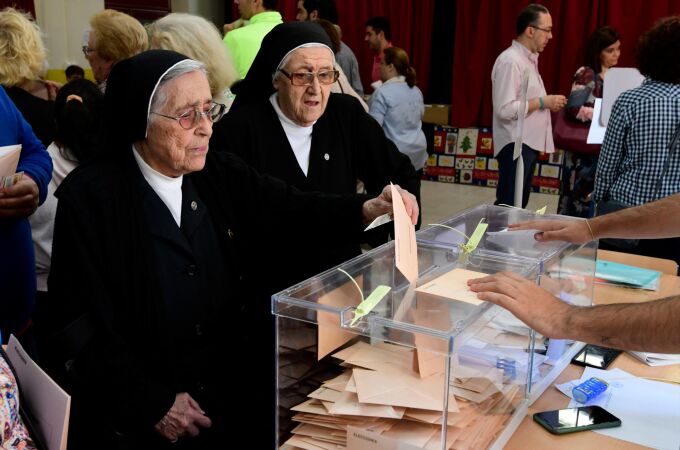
left=491, top=3, right=566, bottom=207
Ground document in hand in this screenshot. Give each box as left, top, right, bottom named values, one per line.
left=391, top=183, right=418, bottom=283
left=6, top=335, right=70, bottom=450
left=415, top=268, right=488, bottom=305
left=0, top=144, right=21, bottom=184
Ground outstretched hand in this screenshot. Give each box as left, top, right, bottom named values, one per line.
left=467, top=271, right=573, bottom=339
left=508, top=219, right=594, bottom=244
left=362, top=184, right=419, bottom=225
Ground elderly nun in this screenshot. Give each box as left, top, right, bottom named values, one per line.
left=212, top=21, right=421, bottom=298
left=43, top=49, right=417, bottom=449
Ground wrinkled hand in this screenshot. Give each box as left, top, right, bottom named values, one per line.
left=0, top=175, right=39, bottom=219
left=154, top=393, right=212, bottom=443
left=362, top=184, right=418, bottom=225
left=544, top=94, right=567, bottom=112
left=467, top=271, right=573, bottom=339
left=508, top=219, right=593, bottom=243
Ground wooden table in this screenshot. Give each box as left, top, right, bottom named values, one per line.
left=505, top=250, right=680, bottom=449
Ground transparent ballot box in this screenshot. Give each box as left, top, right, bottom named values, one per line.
left=417, top=204, right=597, bottom=400
left=273, top=242, right=541, bottom=450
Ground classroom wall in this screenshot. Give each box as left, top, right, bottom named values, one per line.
left=34, top=0, right=104, bottom=82
left=171, top=0, right=224, bottom=28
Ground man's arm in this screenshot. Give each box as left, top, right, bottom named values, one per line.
left=509, top=191, right=680, bottom=243
left=492, top=60, right=564, bottom=119
left=468, top=271, right=680, bottom=353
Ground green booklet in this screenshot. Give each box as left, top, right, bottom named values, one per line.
left=595, top=259, right=661, bottom=291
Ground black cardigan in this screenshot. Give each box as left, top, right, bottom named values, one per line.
left=212, top=93, right=420, bottom=293
left=45, top=148, right=369, bottom=446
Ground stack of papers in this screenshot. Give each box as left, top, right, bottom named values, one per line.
left=284, top=341, right=522, bottom=450
left=628, top=351, right=680, bottom=367
left=0, top=144, right=21, bottom=187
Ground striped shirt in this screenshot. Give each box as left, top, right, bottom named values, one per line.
left=594, top=79, right=680, bottom=206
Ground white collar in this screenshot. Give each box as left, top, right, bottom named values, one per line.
left=132, top=144, right=183, bottom=226
left=383, top=75, right=406, bottom=86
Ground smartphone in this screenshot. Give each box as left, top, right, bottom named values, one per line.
left=533, top=405, right=622, bottom=435
left=571, top=344, right=622, bottom=369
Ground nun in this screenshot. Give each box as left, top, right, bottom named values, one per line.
left=212, top=21, right=421, bottom=298
left=44, top=50, right=417, bottom=449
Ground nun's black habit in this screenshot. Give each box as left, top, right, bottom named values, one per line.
left=44, top=50, right=373, bottom=449
left=212, top=22, right=420, bottom=296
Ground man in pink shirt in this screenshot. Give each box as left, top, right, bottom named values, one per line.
left=365, top=16, right=392, bottom=90
left=491, top=3, right=566, bottom=207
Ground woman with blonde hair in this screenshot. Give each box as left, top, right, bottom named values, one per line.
left=0, top=7, right=56, bottom=146
left=147, top=13, right=238, bottom=106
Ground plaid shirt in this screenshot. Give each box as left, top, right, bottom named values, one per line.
left=594, top=79, right=680, bottom=206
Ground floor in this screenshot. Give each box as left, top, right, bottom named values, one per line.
left=419, top=180, right=559, bottom=226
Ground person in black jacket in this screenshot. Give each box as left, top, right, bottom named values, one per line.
left=44, top=50, right=416, bottom=449
left=213, top=21, right=421, bottom=296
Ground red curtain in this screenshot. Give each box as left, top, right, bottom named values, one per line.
left=451, top=0, right=680, bottom=128
left=245, top=0, right=435, bottom=96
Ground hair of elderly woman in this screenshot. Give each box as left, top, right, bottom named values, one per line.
left=148, top=59, right=207, bottom=124
left=636, top=16, right=680, bottom=85
left=90, top=9, right=148, bottom=63
left=383, top=47, right=417, bottom=88
left=0, top=7, right=46, bottom=86
left=584, top=26, right=620, bottom=73
left=147, top=13, right=237, bottom=103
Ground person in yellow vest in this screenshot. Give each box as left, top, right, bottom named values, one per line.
left=223, top=0, right=282, bottom=79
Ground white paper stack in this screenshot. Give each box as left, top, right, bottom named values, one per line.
left=628, top=351, right=680, bottom=367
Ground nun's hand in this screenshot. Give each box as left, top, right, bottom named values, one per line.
left=362, top=184, right=418, bottom=225
left=154, top=393, right=212, bottom=443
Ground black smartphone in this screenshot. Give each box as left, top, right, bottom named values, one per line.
left=533, top=405, right=622, bottom=435
left=571, top=344, right=622, bottom=369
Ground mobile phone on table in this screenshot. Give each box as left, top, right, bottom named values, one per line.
left=533, top=405, right=621, bottom=434
left=571, top=344, right=622, bottom=369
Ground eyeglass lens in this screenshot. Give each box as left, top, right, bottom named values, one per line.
left=178, top=103, right=225, bottom=129
left=287, top=70, right=338, bottom=86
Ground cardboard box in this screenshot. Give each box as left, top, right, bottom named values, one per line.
left=423, top=104, right=450, bottom=125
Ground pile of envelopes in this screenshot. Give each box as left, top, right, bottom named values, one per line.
left=283, top=340, right=521, bottom=450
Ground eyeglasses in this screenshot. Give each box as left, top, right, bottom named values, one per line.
left=82, top=45, right=96, bottom=57
left=279, top=69, right=340, bottom=86
left=150, top=102, right=227, bottom=130
left=530, top=25, right=553, bottom=34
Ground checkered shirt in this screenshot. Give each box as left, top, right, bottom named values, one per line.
left=594, top=79, right=680, bottom=206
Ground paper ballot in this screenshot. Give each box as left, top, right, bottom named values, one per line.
left=391, top=184, right=418, bottom=283
left=587, top=99, right=607, bottom=144
left=0, top=145, right=21, bottom=186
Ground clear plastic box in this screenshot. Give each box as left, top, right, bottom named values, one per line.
left=274, top=241, right=542, bottom=450
left=418, top=204, right=597, bottom=399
